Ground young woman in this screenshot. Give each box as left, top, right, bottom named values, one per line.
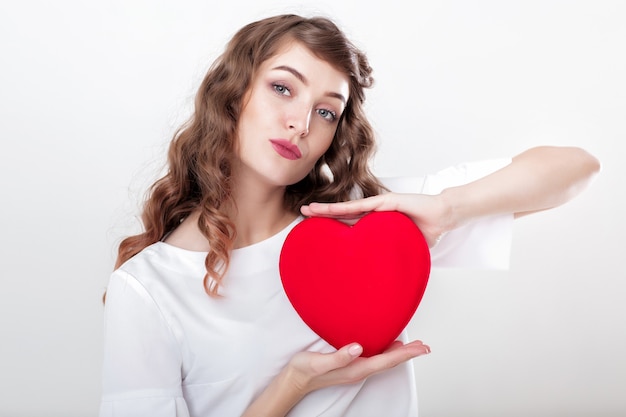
left=99, top=14, right=600, bottom=417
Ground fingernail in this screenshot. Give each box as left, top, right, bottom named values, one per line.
left=348, top=344, right=363, bottom=357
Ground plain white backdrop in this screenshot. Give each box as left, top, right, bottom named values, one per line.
left=1, top=0, right=624, bottom=416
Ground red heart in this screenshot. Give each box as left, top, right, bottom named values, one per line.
left=279, top=211, right=431, bottom=357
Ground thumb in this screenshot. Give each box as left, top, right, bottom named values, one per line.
left=344, top=343, right=363, bottom=358
left=332, top=343, right=363, bottom=367
left=315, top=343, right=362, bottom=374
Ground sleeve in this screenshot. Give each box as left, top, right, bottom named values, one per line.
left=380, top=158, right=514, bottom=270
left=99, top=269, right=190, bottom=417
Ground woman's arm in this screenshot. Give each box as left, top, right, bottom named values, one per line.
left=440, top=146, right=601, bottom=223
left=241, top=340, right=430, bottom=417
left=301, top=146, right=600, bottom=246
left=100, top=271, right=190, bottom=417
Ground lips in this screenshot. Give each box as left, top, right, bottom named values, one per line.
left=270, top=139, right=302, bottom=160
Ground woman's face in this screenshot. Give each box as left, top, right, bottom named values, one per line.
left=234, top=41, right=349, bottom=188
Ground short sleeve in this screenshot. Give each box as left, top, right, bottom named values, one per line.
left=380, top=158, right=514, bottom=270
left=100, top=270, right=190, bottom=417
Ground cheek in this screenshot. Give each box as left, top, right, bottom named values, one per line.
left=310, top=124, right=338, bottom=156
left=317, top=143, right=333, bottom=162
left=235, top=104, right=264, bottom=153
left=316, top=132, right=336, bottom=159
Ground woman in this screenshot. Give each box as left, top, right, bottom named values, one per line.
left=100, top=14, right=600, bottom=417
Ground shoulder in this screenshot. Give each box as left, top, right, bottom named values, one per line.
left=110, top=242, right=206, bottom=299
left=106, top=244, right=164, bottom=304
left=115, top=243, right=163, bottom=280
left=118, top=241, right=206, bottom=274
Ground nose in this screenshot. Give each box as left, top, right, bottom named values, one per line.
left=287, top=106, right=311, bottom=137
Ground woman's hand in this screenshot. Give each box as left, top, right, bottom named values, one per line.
left=302, top=146, right=601, bottom=247
left=287, top=340, right=430, bottom=393
left=301, top=193, right=450, bottom=247
left=241, top=340, right=430, bottom=417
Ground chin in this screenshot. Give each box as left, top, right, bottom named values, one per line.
left=267, top=167, right=313, bottom=188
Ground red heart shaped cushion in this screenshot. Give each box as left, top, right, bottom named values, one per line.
left=279, top=211, right=431, bottom=357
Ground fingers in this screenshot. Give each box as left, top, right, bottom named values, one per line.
left=362, top=340, right=431, bottom=372
left=388, top=340, right=431, bottom=357
left=300, top=202, right=359, bottom=218
left=312, top=340, right=431, bottom=389
left=301, top=195, right=395, bottom=218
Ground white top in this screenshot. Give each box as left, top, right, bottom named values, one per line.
left=99, top=159, right=513, bottom=417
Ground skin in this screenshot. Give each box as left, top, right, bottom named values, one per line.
left=165, top=41, right=349, bottom=250
left=167, top=41, right=601, bottom=416
left=302, top=146, right=601, bottom=247
left=235, top=40, right=348, bottom=191
left=167, top=41, right=434, bottom=415
left=229, top=40, right=350, bottom=248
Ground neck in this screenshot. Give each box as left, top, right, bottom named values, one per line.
left=228, top=176, right=298, bottom=249
left=163, top=167, right=301, bottom=252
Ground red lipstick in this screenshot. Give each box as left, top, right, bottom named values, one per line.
left=269, top=139, right=302, bottom=160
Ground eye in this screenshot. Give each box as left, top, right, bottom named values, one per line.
left=272, top=83, right=291, bottom=96
left=317, top=108, right=337, bottom=122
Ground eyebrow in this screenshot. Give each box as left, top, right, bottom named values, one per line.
left=272, top=65, right=347, bottom=104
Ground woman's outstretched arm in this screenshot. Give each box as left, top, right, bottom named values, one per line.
left=439, top=146, right=601, bottom=221
left=301, top=146, right=600, bottom=246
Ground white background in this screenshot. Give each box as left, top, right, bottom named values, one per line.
left=1, top=1, right=624, bottom=416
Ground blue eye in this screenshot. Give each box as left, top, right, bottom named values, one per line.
left=317, top=108, right=337, bottom=122
left=273, top=83, right=291, bottom=96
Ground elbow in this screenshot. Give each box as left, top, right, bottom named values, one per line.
left=525, top=145, right=601, bottom=206
left=585, top=149, right=601, bottom=177
left=570, top=146, right=601, bottom=182
left=558, top=146, right=601, bottom=201
left=531, top=145, right=601, bottom=178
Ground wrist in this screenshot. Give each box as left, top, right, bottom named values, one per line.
left=282, top=360, right=314, bottom=396
left=240, top=364, right=308, bottom=417
left=436, top=189, right=460, bottom=233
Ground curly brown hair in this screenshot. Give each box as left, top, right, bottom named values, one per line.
left=116, top=14, right=386, bottom=295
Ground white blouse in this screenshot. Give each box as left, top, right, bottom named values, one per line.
left=99, top=159, right=513, bottom=417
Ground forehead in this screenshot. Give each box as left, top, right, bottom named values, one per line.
left=258, top=42, right=350, bottom=95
